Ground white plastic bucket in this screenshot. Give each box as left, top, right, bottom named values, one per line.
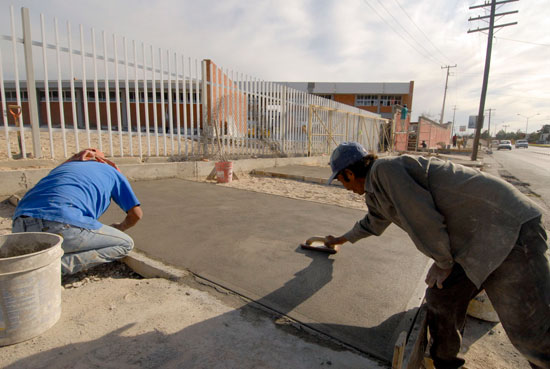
left=0, top=232, right=64, bottom=346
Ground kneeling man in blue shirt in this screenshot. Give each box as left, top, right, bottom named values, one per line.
left=12, top=148, right=142, bottom=275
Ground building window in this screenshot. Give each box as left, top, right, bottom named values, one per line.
left=317, top=94, right=333, bottom=100
left=39, top=90, right=60, bottom=102
left=87, top=91, right=107, bottom=102
left=380, top=95, right=401, bottom=107
left=139, top=92, right=148, bottom=102
left=187, top=91, right=201, bottom=104
left=3, top=90, right=28, bottom=102
left=356, top=95, right=378, bottom=106
left=62, top=90, right=73, bottom=100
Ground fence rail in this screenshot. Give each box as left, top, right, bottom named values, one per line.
left=0, top=6, right=387, bottom=161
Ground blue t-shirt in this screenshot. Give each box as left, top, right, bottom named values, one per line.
left=14, top=161, right=140, bottom=230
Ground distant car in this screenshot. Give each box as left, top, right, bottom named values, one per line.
left=491, top=140, right=499, bottom=147
left=497, top=140, right=512, bottom=150
left=515, top=139, right=528, bottom=149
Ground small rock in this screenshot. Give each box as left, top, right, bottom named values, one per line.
left=8, top=195, right=20, bottom=207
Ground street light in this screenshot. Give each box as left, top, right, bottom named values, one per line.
left=517, top=113, right=540, bottom=137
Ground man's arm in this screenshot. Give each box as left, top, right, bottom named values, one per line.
left=325, top=200, right=391, bottom=248
left=111, top=205, right=142, bottom=231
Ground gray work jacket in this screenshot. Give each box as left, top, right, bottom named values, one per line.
left=343, top=155, right=541, bottom=288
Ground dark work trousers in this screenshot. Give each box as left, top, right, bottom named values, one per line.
left=426, top=216, right=550, bottom=369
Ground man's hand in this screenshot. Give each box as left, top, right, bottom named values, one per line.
left=324, top=235, right=348, bottom=249
left=425, top=263, right=453, bottom=289
left=111, top=206, right=143, bottom=232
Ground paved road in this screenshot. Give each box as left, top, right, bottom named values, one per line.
left=492, top=146, right=550, bottom=214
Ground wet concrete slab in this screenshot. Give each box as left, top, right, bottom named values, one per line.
left=101, top=178, right=430, bottom=363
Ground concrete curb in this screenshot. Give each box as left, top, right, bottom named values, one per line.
left=0, top=155, right=330, bottom=196
left=123, top=250, right=189, bottom=281
left=250, top=169, right=341, bottom=187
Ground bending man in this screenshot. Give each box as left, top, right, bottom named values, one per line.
left=12, top=148, right=142, bottom=275
left=324, top=142, right=549, bottom=369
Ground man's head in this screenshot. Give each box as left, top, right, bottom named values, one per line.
left=328, top=142, right=376, bottom=195
left=64, top=148, right=120, bottom=171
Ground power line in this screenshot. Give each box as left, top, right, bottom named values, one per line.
left=374, top=0, right=445, bottom=64
left=361, top=0, right=442, bottom=66
left=494, top=36, right=550, bottom=47
left=391, top=0, right=452, bottom=63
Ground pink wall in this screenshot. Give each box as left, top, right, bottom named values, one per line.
left=393, top=110, right=410, bottom=151
left=204, top=60, right=247, bottom=135
left=417, top=117, right=451, bottom=149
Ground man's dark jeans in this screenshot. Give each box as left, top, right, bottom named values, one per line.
left=426, top=216, right=550, bottom=369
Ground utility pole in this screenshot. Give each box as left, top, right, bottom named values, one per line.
left=503, top=124, right=509, bottom=133
left=468, top=0, right=518, bottom=161
left=485, top=108, right=495, bottom=145
left=517, top=113, right=540, bottom=138
left=440, top=65, right=457, bottom=125
left=451, top=105, right=457, bottom=136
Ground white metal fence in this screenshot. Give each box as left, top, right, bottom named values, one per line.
left=0, top=6, right=386, bottom=161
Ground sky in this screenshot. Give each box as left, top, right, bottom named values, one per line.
left=1, top=0, right=549, bottom=135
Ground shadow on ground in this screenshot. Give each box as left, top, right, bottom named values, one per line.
left=6, top=249, right=417, bottom=368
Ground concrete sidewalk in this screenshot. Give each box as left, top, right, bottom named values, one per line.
left=101, top=179, right=430, bottom=363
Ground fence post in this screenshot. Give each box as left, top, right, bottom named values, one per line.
left=21, top=7, right=42, bottom=158
left=307, top=105, right=312, bottom=156
left=281, top=85, right=287, bottom=153
left=328, top=109, right=333, bottom=154
left=201, top=59, right=209, bottom=156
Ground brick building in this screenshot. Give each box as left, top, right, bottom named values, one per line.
left=0, top=62, right=247, bottom=136
left=277, top=81, right=414, bottom=120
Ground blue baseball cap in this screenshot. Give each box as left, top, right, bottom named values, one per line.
left=327, top=142, right=368, bottom=184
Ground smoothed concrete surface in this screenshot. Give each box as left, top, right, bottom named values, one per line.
left=101, top=178, right=430, bottom=363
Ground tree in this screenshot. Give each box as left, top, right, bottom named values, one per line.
left=496, top=130, right=506, bottom=140
left=529, top=131, right=541, bottom=143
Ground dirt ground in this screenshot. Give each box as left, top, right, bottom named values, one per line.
left=0, top=164, right=535, bottom=368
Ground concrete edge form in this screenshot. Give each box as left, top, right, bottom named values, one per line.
left=401, top=304, right=429, bottom=369
left=122, top=250, right=189, bottom=280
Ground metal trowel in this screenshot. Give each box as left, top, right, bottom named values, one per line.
left=300, top=236, right=339, bottom=254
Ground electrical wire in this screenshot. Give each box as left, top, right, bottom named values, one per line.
left=374, top=0, right=445, bottom=65
left=494, top=36, right=550, bottom=47
left=361, top=0, right=442, bottom=66
left=392, top=0, right=452, bottom=63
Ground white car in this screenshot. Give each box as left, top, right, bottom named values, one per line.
left=515, top=139, right=528, bottom=148
left=497, top=140, right=512, bottom=150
